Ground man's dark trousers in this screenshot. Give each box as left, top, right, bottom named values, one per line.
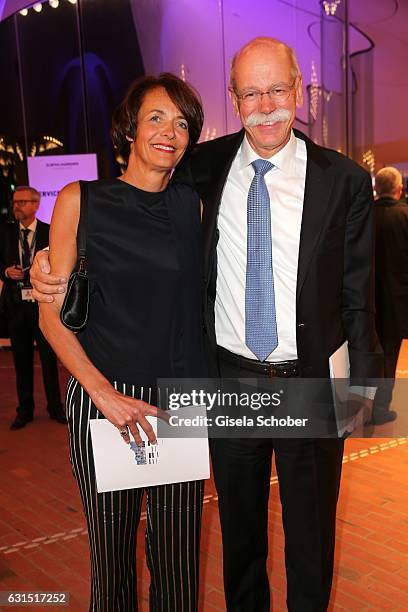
left=373, top=331, right=401, bottom=412
left=8, top=300, right=62, bottom=419
left=210, top=350, right=344, bottom=612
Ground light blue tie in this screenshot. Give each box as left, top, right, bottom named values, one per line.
left=245, top=159, right=278, bottom=361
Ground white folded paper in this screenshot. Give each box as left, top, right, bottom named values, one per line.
left=90, top=405, right=210, bottom=492
left=329, top=340, right=350, bottom=380
left=329, top=341, right=360, bottom=436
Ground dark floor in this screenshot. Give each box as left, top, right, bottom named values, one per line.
left=0, top=345, right=407, bottom=611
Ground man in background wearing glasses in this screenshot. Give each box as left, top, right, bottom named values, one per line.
left=0, top=186, right=65, bottom=430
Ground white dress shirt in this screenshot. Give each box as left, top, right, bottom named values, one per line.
left=215, top=130, right=307, bottom=362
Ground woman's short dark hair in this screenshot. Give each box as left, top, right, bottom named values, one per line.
left=111, top=73, right=204, bottom=162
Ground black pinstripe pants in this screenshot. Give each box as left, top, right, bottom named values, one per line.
left=66, top=377, right=204, bottom=612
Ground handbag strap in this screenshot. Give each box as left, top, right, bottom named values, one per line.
left=77, top=181, right=88, bottom=263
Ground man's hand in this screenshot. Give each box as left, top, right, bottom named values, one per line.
left=361, top=397, right=374, bottom=426
left=30, top=250, right=67, bottom=303
left=5, top=265, right=24, bottom=281
left=347, top=392, right=374, bottom=426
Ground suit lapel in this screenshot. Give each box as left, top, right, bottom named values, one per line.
left=295, top=132, right=332, bottom=301
left=200, top=130, right=245, bottom=276
left=34, top=220, right=49, bottom=253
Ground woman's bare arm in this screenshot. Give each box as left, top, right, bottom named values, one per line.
left=39, top=181, right=158, bottom=445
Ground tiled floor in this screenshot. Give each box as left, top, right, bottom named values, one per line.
left=0, top=343, right=407, bottom=611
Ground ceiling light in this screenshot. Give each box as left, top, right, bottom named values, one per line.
left=49, top=0, right=59, bottom=7
left=19, top=8, right=28, bottom=15
left=322, top=0, right=341, bottom=16
left=68, top=0, right=78, bottom=4
left=33, top=3, right=43, bottom=12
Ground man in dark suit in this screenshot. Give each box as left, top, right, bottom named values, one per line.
left=29, top=38, right=382, bottom=611
left=373, top=167, right=408, bottom=424
left=0, top=186, right=65, bottom=430
left=175, top=37, right=382, bottom=611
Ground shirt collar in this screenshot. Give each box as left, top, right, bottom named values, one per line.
left=238, top=129, right=297, bottom=175
left=19, top=218, right=37, bottom=233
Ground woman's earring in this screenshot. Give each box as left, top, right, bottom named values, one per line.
left=126, top=135, right=133, bottom=143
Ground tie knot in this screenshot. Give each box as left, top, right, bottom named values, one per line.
left=252, top=159, right=273, bottom=176
left=22, top=229, right=30, bottom=239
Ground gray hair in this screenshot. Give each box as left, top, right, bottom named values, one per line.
left=14, top=185, right=40, bottom=201
left=375, top=167, right=403, bottom=198
left=230, top=37, right=300, bottom=90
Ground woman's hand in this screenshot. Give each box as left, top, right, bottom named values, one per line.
left=92, top=386, right=163, bottom=445
left=30, top=250, right=67, bottom=303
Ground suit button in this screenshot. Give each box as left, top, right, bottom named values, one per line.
left=298, top=322, right=306, bottom=328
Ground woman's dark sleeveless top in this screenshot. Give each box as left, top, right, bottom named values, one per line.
left=77, top=178, right=206, bottom=385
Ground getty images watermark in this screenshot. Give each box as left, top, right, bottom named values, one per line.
left=168, top=389, right=283, bottom=411
left=158, top=385, right=312, bottom=437
left=156, top=377, right=407, bottom=438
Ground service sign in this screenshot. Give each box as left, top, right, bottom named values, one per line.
left=27, top=154, right=98, bottom=224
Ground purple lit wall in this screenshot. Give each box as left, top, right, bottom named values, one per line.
left=131, top=0, right=226, bottom=141
left=2, top=0, right=406, bottom=167
left=0, top=0, right=26, bottom=21
left=129, top=0, right=407, bottom=168
left=349, top=1, right=408, bottom=167
left=131, top=0, right=323, bottom=141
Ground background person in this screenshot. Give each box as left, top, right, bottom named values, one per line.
left=0, top=186, right=64, bottom=430
left=373, top=166, right=408, bottom=424
left=35, top=74, right=206, bottom=611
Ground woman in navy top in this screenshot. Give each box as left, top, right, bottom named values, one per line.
left=38, top=74, right=206, bottom=612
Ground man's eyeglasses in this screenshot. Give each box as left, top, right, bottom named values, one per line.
left=13, top=199, right=39, bottom=206
left=233, top=80, right=297, bottom=106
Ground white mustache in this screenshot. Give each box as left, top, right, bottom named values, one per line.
left=245, top=108, right=291, bottom=127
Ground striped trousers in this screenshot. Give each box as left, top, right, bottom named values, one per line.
left=66, top=377, right=204, bottom=612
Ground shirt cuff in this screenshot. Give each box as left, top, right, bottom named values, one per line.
left=349, top=386, right=376, bottom=400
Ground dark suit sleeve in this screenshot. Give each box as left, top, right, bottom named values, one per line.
left=172, top=153, right=196, bottom=188
left=34, top=220, right=50, bottom=253
left=342, top=172, right=383, bottom=380
left=0, top=225, right=9, bottom=282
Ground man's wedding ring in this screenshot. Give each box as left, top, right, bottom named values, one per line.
left=119, top=427, right=129, bottom=437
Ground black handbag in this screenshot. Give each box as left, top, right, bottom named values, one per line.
left=60, top=181, right=89, bottom=332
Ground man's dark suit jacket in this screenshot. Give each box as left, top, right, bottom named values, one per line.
left=0, top=219, right=50, bottom=310
left=176, top=128, right=383, bottom=379
left=374, top=196, right=408, bottom=338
